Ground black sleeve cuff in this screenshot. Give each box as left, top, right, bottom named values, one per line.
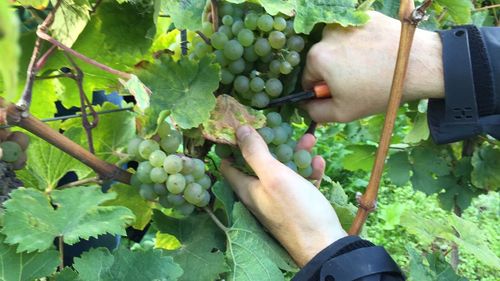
left=292, top=236, right=404, bottom=281
left=428, top=26, right=500, bottom=144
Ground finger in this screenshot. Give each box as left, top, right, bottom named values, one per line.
left=236, top=125, right=280, bottom=180
left=310, top=155, right=326, bottom=188
left=302, top=98, right=339, bottom=123
left=220, top=160, right=258, bottom=208
left=296, top=133, right=316, bottom=152
left=302, top=44, right=327, bottom=90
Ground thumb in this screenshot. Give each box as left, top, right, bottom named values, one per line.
left=236, top=125, right=279, bottom=178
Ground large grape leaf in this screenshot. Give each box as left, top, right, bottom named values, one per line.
left=437, top=175, right=478, bottom=212
left=0, top=235, right=60, bottom=281
left=226, top=203, right=297, bottom=281
left=49, top=0, right=91, bottom=47
left=386, top=151, right=411, bottom=186
left=341, top=144, right=376, bottom=172
left=153, top=210, right=229, bottom=281
left=161, top=0, right=207, bottom=31
left=212, top=180, right=236, bottom=224
left=409, top=147, right=451, bottom=195
left=404, top=112, right=429, bottom=143
left=50, top=267, right=79, bottom=281
left=407, top=246, right=468, bottom=281
left=226, top=0, right=294, bottom=16
left=73, top=247, right=183, bottom=281
left=328, top=181, right=357, bottom=231
left=0, top=1, right=20, bottom=102
left=294, top=0, right=369, bottom=34
left=120, top=74, right=150, bottom=112
left=104, top=183, right=153, bottom=230
left=435, top=0, right=473, bottom=24
left=16, top=0, right=50, bottom=9
left=471, top=145, right=500, bottom=191
left=1, top=186, right=135, bottom=252
left=202, top=95, right=266, bottom=145
left=138, top=56, right=220, bottom=129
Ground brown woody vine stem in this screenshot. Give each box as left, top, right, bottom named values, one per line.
left=348, top=0, right=433, bottom=235
left=210, top=0, right=219, bottom=30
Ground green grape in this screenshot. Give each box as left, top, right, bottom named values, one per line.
left=214, top=50, right=229, bottom=66
left=201, top=21, right=214, bottom=36
left=149, top=150, right=166, bottom=167
left=154, top=183, right=168, bottom=195
left=136, top=161, right=154, bottom=183
left=251, top=92, right=270, bottom=108
left=228, top=58, right=245, bottom=74
left=222, top=15, right=233, bottom=26
left=276, top=143, right=293, bottom=162
left=192, top=159, right=205, bottom=179
left=231, top=19, right=244, bottom=35
left=257, top=14, right=273, bottom=31
left=232, top=6, right=244, bottom=19
left=183, top=183, right=204, bottom=204
left=158, top=195, right=172, bottom=208
left=175, top=203, right=195, bottom=216
left=250, top=77, right=265, bottom=92
left=223, top=40, right=244, bottom=60
left=211, top=32, right=228, bottom=50
left=219, top=2, right=233, bottom=16
left=157, top=121, right=171, bottom=139
left=150, top=167, right=168, bottom=183
left=249, top=70, right=260, bottom=79
left=160, top=133, right=181, bottom=154
left=239, top=90, right=253, bottom=100
left=285, top=161, right=298, bottom=172
left=166, top=173, right=186, bottom=194
left=294, top=149, right=312, bottom=169
left=130, top=174, right=142, bottom=188
left=260, top=52, right=273, bottom=63
left=269, top=31, right=286, bottom=49
left=234, top=75, right=250, bottom=93
left=258, top=127, right=275, bottom=144
left=298, top=165, right=313, bottom=178
left=266, top=112, right=282, bottom=127
left=272, top=127, right=288, bottom=145
left=243, top=61, right=254, bottom=74
left=194, top=42, right=212, bottom=58
left=0, top=141, right=21, bottom=163
left=243, top=46, right=259, bottom=62
left=265, top=78, right=283, bottom=97
left=215, top=144, right=232, bottom=158
left=287, top=35, right=305, bottom=52
left=197, top=174, right=212, bottom=190
left=244, top=13, right=259, bottom=30
left=184, top=174, right=195, bottom=184
left=181, top=157, right=194, bottom=174
left=286, top=139, right=297, bottom=150
left=280, top=61, right=292, bottom=74
left=167, top=194, right=185, bottom=206
left=194, top=191, right=211, bottom=207
left=254, top=38, right=271, bottom=56
left=139, top=183, right=157, bottom=201
left=138, top=139, right=159, bottom=159
left=221, top=69, right=235, bottom=85
left=269, top=60, right=281, bottom=74
left=286, top=51, right=300, bottom=66
left=218, top=25, right=233, bottom=39
left=284, top=20, right=294, bottom=36
left=237, top=29, right=254, bottom=47
left=163, top=154, right=183, bottom=174
left=273, top=16, right=287, bottom=31
left=127, top=137, right=143, bottom=158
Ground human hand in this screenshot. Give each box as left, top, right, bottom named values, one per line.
left=302, top=11, right=444, bottom=123
left=220, top=126, right=347, bottom=267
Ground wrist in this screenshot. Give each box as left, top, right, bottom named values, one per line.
left=289, top=228, right=347, bottom=267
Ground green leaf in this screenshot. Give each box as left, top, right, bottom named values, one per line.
left=386, top=151, right=411, bottom=186
left=407, top=246, right=435, bottom=281
left=16, top=132, right=92, bottom=190
left=410, top=147, right=451, bottom=195
left=342, top=144, right=376, bottom=172
left=212, top=180, right=236, bottom=225
left=426, top=252, right=468, bottom=281
left=105, top=183, right=153, bottom=230
left=120, top=75, right=150, bottom=112
left=51, top=267, right=80, bottom=281
left=49, top=0, right=91, bottom=47
left=16, top=0, right=50, bottom=9
left=328, top=181, right=357, bottom=230
left=437, top=175, right=478, bottom=211
left=404, top=112, right=429, bottom=143
left=153, top=211, right=229, bottom=281
left=294, top=0, right=369, bottom=34
left=73, top=247, right=184, bottom=281
left=471, top=145, right=500, bottom=191
left=138, top=56, right=220, bottom=129
left=435, top=0, right=473, bottom=24
left=0, top=2, right=20, bottom=102
left=226, top=203, right=297, bottom=281
left=2, top=186, right=134, bottom=252
left=0, top=235, right=60, bottom=281
left=161, top=0, right=207, bottom=31
left=202, top=95, right=266, bottom=145
left=258, top=0, right=295, bottom=16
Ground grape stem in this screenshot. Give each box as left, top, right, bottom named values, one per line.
left=196, top=31, right=212, bottom=45
left=58, top=236, right=64, bottom=270
left=348, top=0, right=433, bottom=235
left=204, top=207, right=229, bottom=232
left=58, top=177, right=102, bottom=189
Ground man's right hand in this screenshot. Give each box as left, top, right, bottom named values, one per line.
left=302, top=11, right=445, bottom=123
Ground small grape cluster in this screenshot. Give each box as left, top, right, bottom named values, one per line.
left=128, top=122, right=212, bottom=216
left=215, top=112, right=313, bottom=177
left=0, top=130, right=29, bottom=170
left=195, top=2, right=305, bottom=108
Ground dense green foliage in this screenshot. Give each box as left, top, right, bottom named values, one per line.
left=0, top=0, right=499, bottom=280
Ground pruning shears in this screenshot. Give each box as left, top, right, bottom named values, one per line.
left=265, top=81, right=332, bottom=108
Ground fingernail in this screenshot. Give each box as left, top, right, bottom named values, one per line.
left=236, top=126, right=251, bottom=141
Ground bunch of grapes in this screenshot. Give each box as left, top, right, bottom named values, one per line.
left=127, top=122, right=212, bottom=216
left=194, top=2, right=305, bottom=108
left=215, top=112, right=313, bottom=177
left=0, top=130, right=29, bottom=171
